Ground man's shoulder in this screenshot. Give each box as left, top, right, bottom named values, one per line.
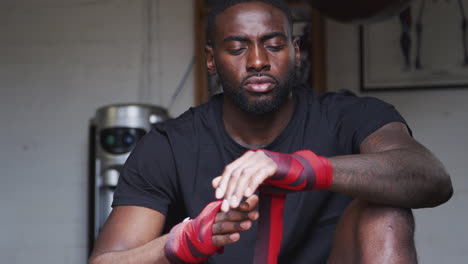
left=156, top=95, right=220, bottom=132
left=295, top=86, right=365, bottom=106
left=316, top=89, right=359, bottom=105
left=314, top=89, right=391, bottom=112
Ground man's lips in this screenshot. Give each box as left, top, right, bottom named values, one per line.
left=243, top=76, right=276, bottom=93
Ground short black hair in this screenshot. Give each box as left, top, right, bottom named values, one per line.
left=206, top=0, right=294, bottom=46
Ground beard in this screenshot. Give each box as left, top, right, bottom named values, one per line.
left=219, top=69, right=297, bottom=115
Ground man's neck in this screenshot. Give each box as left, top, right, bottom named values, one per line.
left=222, top=94, right=295, bottom=148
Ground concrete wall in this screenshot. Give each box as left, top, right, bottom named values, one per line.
left=327, top=21, right=468, bottom=263
left=0, top=0, right=193, bottom=263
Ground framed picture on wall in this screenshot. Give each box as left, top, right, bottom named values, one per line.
left=360, top=0, right=468, bottom=91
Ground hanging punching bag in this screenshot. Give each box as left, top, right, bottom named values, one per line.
left=305, top=0, right=412, bottom=23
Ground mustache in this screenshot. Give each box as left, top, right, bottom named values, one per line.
left=241, top=73, right=279, bottom=85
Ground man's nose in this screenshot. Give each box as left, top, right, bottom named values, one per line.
left=246, top=45, right=271, bottom=72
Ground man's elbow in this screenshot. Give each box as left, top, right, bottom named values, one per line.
left=426, top=172, right=453, bottom=208
left=437, top=173, right=454, bottom=205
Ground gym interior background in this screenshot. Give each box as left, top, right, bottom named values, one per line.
left=0, top=0, right=467, bottom=263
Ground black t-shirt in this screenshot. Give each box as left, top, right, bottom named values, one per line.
left=112, top=86, right=408, bottom=263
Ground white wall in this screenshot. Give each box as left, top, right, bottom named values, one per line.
left=327, top=21, right=468, bottom=263
left=0, top=0, right=193, bottom=263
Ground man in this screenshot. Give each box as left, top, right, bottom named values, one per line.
left=89, top=1, right=453, bottom=263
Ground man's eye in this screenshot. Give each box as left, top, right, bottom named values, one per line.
left=227, top=48, right=245, bottom=55
left=266, top=45, right=285, bottom=52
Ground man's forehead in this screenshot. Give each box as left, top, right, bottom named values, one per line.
left=215, top=2, right=290, bottom=38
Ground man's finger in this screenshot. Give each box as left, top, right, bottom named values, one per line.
left=212, top=220, right=252, bottom=235
left=212, top=176, right=222, bottom=188
left=228, top=168, right=259, bottom=208
left=241, top=194, right=259, bottom=211
left=212, top=233, right=240, bottom=248
left=216, top=151, right=254, bottom=200
left=248, top=172, right=270, bottom=198
left=224, top=166, right=244, bottom=208
left=215, top=209, right=250, bottom=222
left=233, top=169, right=256, bottom=204
left=224, top=159, right=259, bottom=209
left=248, top=210, right=259, bottom=221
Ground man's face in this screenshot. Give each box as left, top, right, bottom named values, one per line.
left=206, top=2, right=300, bottom=115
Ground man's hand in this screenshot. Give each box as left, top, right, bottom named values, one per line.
left=212, top=194, right=259, bottom=247
left=164, top=195, right=258, bottom=263
left=212, top=149, right=333, bottom=212
left=212, top=150, right=277, bottom=212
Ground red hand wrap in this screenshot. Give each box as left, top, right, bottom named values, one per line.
left=251, top=150, right=333, bottom=264
left=261, top=149, right=333, bottom=191
left=164, top=201, right=223, bottom=263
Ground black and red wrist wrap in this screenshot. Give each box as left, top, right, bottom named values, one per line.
left=253, top=149, right=333, bottom=264
left=164, top=201, right=223, bottom=264
left=164, top=150, right=333, bottom=264
left=261, top=149, right=333, bottom=191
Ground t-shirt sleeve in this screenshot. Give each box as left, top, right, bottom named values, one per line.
left=112, top=128, right=178, bottom=215
left=327, top=93, right=410, bottom=154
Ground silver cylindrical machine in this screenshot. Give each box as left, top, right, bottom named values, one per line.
left=89, top=104, right=169, bottom=247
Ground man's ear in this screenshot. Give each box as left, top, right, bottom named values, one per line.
left=293, top=36, right=301, bottom=69
left=205, top=44, right=217, bottom=75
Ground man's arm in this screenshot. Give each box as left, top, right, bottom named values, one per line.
left=89, top=196, right=259, bottom=264
left=213, top=122, right=453, bottom=210
left=89, top=206, right=170, bottom=264
left=330, top=122, right=453, bottom=208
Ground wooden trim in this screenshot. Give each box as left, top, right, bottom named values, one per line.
left=311, top=9, right=327, bottom=93
left=194, top=0, right=209, bottom=105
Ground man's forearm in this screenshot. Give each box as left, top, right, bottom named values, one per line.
left=89, top=234, right=170, bottom=264
left=330, top=147, right=453, bottom=208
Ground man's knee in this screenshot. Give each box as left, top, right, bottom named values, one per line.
left=328, top=200, right=417, bottom=264
left=353, top=200, right=415, bottom=237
